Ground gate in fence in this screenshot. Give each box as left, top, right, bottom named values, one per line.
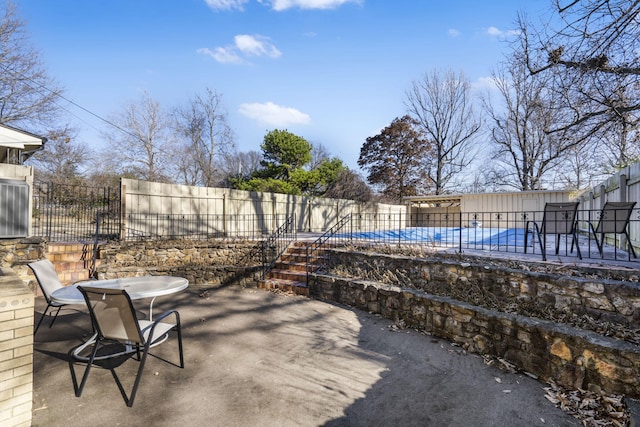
left=31, top=181, right=121, bottom=242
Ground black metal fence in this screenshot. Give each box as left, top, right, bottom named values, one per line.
left=317, top=210, right=640, bottom=262
left=28, top=182, right=640, bottom=264
left=31, top=182, right=121, bottom=242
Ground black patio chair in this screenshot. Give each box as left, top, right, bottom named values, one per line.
left=70, top=286, right=184, bottom=407
left=588, top=201, right=637, bottom=260
left=525, top=202, right=582, bottom=261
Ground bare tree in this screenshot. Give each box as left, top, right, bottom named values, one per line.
left=518, top=1, right=640, bottom=149
left=405, top=69, right=481, bottom=194
left=308, top=142, right=330, bottom=170
left=173, top=88, right=234, bottom=187
left=28, top=126, right=89, bottom=185
left=324, top=169, right=373, bottom=202
left=102, top=92, right=175, bottom=183
left=553, top=145, right=606, bottom=190
left=0, top=1, right=64, bottom=131
left=483, top=56, right=582, bottom=190
left=217, top=150, right=263, bottom=186
left=594, top=80, right=640, bottom=170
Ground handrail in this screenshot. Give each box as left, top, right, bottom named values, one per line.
left=260, top=214, right=297, bottom=278
left=305, top=213, right=352, bottom=285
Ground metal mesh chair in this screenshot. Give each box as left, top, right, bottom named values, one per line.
left=588, top=201, right=637, bottom=259
left=29, top=259, right=80, bottom=335
left=71, top=285, right=184, bottom=407
left=525, top=202, right=582, bottom=261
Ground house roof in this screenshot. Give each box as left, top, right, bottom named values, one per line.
left=0, top=124, right=47, bottom=164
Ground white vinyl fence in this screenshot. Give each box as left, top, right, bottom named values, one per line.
left=577, top=161, right=640, bottom=251
left=121, top=178, right=405, bottom=239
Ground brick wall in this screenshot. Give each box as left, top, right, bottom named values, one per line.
left=0, top=267, right=34, bottom=427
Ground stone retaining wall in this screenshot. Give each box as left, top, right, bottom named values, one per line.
left=0, top=238, right=46, bottom=294
left=95, top=239, right=263, bottom=287
left=311, top=275, right=640, bottom=397
left=326, top=249, right=640, bottom=328
left=310, top=250, right=640, bottom=398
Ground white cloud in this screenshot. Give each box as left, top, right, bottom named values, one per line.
left=486, top=26, right=520, bottom=38
left=472, top=76, right=498, bottom=92
left=448, top=28, right=461, bottom=38
left=239, top=102, right=311, bottom=127
left=198, top=34, right=281, bottom=64
left=204, top=0, right=249, bottom=11
left=197, top=47, right=244, bottom=64
left=261, top=0, right=362, bottom=11
left=234, top=35, right=282, bottom=58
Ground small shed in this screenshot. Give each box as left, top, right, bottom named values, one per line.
left=404, top=190, right=577, bottom=228
left=0, top=124, right=47, bottom=165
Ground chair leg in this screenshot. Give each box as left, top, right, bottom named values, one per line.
left=127, top=345, right=151, bottom=407
left=573, top=232, right=582, bottom=259
left=34, top=303, right=52, bottom=335
left=76, top=342, right=100, bottom=397
left=593, top=233, right=603, bottom=258
left=176, top=321, right=184, bottom=368
left=625, top=231, right=637, bottom=259
left=599, top=232, right=606, bottom=258
left=539, top=229, right=546, bottom=261
left=48, top=305, right=62, bottom=328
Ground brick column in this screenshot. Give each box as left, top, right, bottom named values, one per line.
left=0, top=268, right=34, bottom=427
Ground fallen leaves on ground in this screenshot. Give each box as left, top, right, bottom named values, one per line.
left=482, top=355, right=630, bottom=426
left=543, top=381, right=629, bottom=427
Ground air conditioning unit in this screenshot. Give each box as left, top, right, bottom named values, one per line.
left=0, top=178, right=29, bottom=238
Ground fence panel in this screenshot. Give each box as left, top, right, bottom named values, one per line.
left=31, top=181, right=120, bottom=242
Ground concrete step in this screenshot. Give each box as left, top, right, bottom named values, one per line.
left=272, top=261, right=309, bottom=272
left=259, top=241, right=329, bottom=296
left=258, top=278, right=309, bottom=296
left=279, top=253, right=328, bottom=264
left=265, top=268, right=307, bottom=282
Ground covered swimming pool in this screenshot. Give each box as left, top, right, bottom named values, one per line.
left=342, top=227, right=530, bottom=248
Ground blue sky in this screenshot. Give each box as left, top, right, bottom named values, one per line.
left=17, top=0, right=549, bottom=173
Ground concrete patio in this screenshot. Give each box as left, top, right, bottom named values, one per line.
left=31, top=284, right=582, bottom=427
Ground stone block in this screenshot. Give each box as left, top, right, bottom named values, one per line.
left=550, top=339, right=573, bottom=361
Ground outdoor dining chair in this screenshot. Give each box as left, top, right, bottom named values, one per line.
left=28, top=259, right=83, bottom=335
left=588, top=201, right=637, bottom=260
left=71, top=286, right=184, bottom=407
left=524, top=202, right=582, bottom=261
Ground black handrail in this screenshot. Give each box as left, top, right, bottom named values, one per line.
left=305, top=213, right=352, bottom=285
left=260, top=214, right=297, bottom=278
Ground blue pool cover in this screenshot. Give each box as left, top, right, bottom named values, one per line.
left=342, top=227, right=530, bottom=247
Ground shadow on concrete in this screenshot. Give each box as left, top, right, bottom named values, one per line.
left=32, top=286, right=579, bottom=427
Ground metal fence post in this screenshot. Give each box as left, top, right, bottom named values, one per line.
left=458, top=211, right=462, bottom=253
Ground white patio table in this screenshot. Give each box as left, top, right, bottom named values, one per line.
left=51, top=275, right=188, bottom=320
left=51, top=276, right=189, bottom=360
